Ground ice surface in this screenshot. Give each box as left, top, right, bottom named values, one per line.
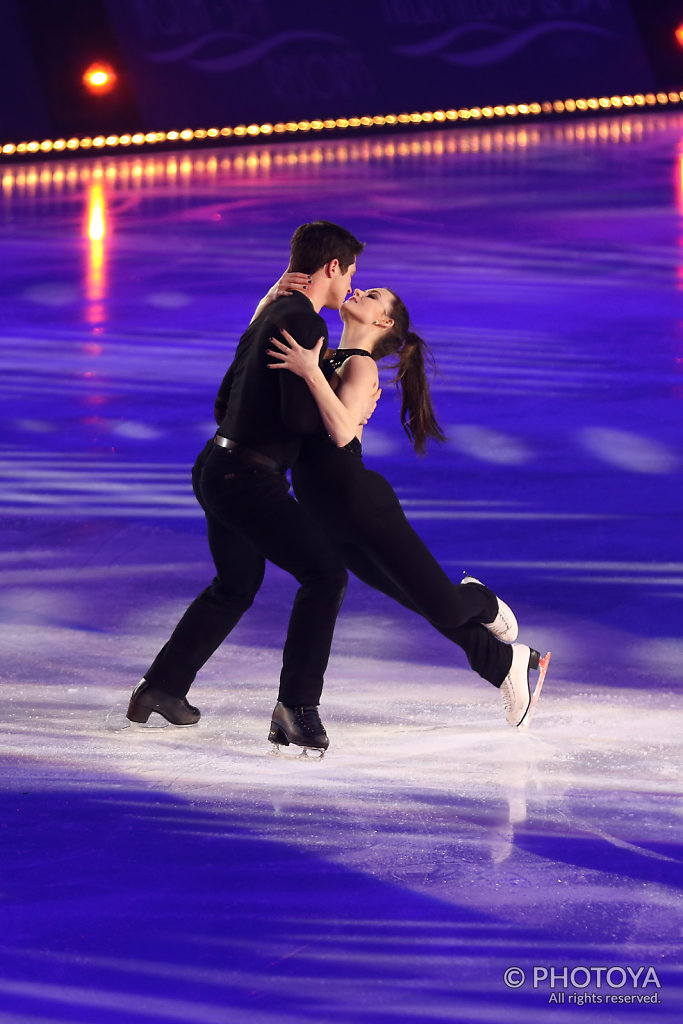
left=0, top=112, right=682, bottom=1022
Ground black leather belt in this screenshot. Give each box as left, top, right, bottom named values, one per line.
left=214, top=435, right=285, bottom=474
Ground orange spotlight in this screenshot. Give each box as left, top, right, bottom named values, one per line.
left=676, top=24, right=683, bottom=47
left=83, top=63, right=117, bottom=95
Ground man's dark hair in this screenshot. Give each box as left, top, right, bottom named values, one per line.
left=289, top=221, right=364, bottom=275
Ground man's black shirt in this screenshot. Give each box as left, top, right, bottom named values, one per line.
left=215, top=291, right=328, bottom=467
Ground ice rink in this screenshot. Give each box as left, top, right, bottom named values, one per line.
left=1, top=111, right=682, bottom=1022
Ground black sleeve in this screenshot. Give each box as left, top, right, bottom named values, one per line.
left=214, top=364, right=234, bottom=425
left=272, top=308, right=327, bottom=435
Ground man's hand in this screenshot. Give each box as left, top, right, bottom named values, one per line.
left=360, top=384, right=382, bottom=425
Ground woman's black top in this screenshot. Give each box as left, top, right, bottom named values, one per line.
left=318, top=348, right=374, bottom=456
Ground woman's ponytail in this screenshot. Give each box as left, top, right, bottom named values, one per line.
left=375, top=293, right=447, bottom=455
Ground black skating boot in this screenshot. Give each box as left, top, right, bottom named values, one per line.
left=126, top=679, right=201, bottom=726
left=268, top=702, right=329, bottom=757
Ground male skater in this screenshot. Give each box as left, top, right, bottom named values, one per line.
left=126, top=221, right=365, bottom=754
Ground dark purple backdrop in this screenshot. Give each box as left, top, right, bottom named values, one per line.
left=0, top=0, right=676, bottom=142
left=104, top=0, right=655, bottom=123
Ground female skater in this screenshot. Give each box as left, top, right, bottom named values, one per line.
left=265, top=279, right=550, bottom=727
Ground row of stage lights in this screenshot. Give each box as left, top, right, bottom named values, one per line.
left=2, top=91, right=683, bottom=159
left=1, top=117, right=665, bottom=195
left=0, top=116, right=673, bottom=195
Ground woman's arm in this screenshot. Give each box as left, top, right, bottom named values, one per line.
left=250, top=271, right=311, bottom=324
left=267, top=329, right=380, bottom=446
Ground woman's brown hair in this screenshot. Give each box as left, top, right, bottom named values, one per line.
left=373, top=291, right=447, bottom=455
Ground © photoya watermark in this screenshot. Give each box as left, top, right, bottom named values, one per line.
left=503, top=965, right=663, bottom=1006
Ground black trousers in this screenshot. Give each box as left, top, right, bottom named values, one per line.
left=292, top=448, right=513, bottom=687
left=145, top=441, right=348, bottom=706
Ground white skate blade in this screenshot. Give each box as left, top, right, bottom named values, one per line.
left=519, top=651, right=551, bottom=731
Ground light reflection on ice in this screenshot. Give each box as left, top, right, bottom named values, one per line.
left=579, top=426, right=678, bottom=474
left=447, top=424, right=532, bottom=464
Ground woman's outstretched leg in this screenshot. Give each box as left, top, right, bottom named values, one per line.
left=338, top=537, right=513, bottom=686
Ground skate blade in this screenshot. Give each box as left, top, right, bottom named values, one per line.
left=268, top=744, right=325, bottom=760
left=519, top=651, right=551, bottom=731
left=299, top=746, right=325, bottom=760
